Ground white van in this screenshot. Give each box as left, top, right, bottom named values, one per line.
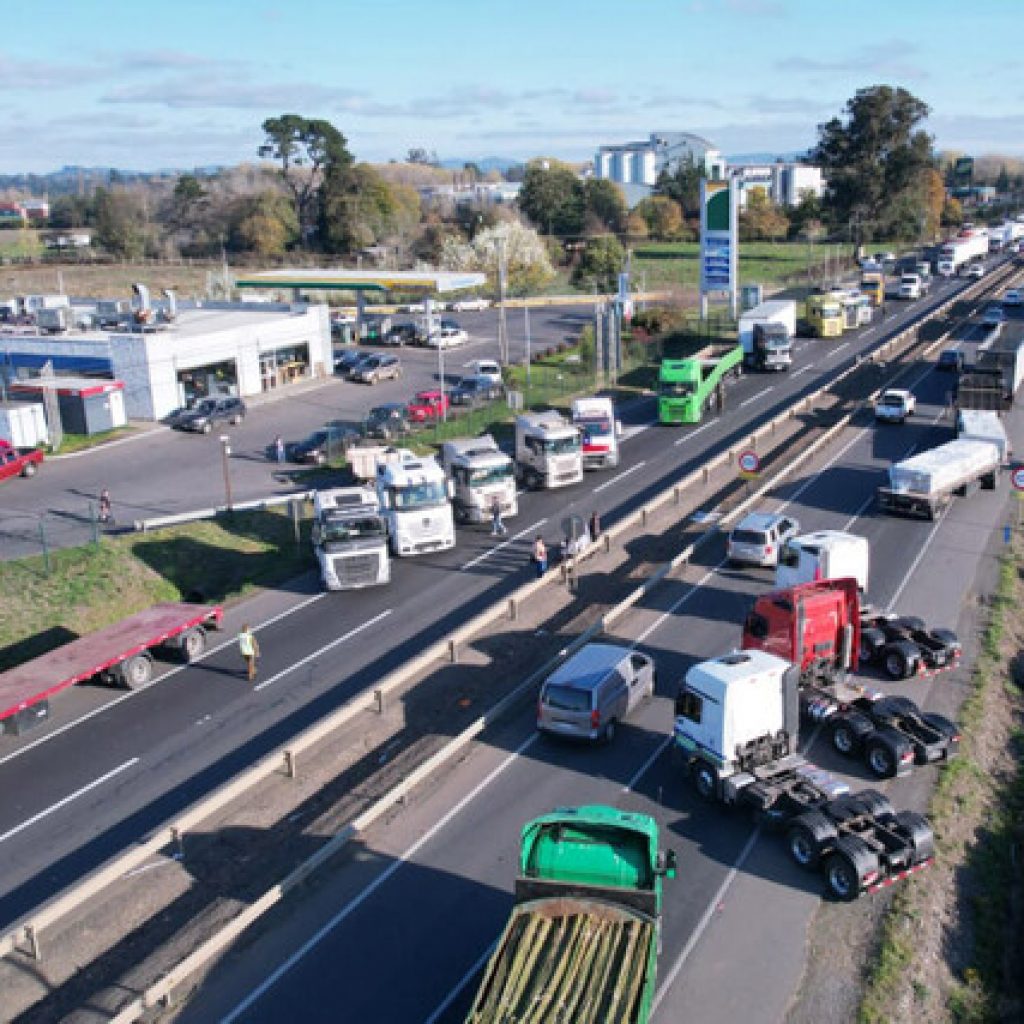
left=775, top=530, right=870, bottom=593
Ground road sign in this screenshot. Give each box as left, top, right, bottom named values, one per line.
left=1011, top=466, right=1024, bottom=491
left=738, top=449, right=760, bottom=475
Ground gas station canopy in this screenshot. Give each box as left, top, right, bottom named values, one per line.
left=234, top=269, right=486, bottom=294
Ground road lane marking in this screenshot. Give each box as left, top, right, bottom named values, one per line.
left=886, top=505, right=952, bottom=611
left=593, top=461, right=646, bottom=494
left=460, top=519, right=546, bottom=570
left=622, top=734, right=672, bottom=792
left=0, top=757, right=140, bottom=846
left=790, top=363, right=815, bottom=378
left=833, top=341, right=850, bottom=352
left=221, top=732, right=541, bottom=1024
left=0, top=592, right=328, bottom=769
left=739, top=388, right=774, bottom=408
left=674, top=422, right=715, bottom=446
left=254, top=610, right=393, bottom=692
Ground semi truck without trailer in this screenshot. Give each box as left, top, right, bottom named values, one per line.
left=657, top=342, right=743, bottom=425
left=775, top=530, right=869, bottom=593
left=440, top=435, right=518, bottom=524
left=805, top=294, right=844, bottom=338
left=571, top=395, right=621, bottom=469
left=674, top=650, right=935, bottom=900
left=514, top=410, right=583, bottom=489
left=375, top=449, right=456, bottom=556
left=957, top=335, right=1024, bottom=410
left=738, top=300, right=795, bottom=371
left=311, top=487, right=390, bottom=590
left=465, top=805, right=676, bottom=1024
left=0, top=603, right=223, bottom=736
left=877, top=438, right=1001, bottom=519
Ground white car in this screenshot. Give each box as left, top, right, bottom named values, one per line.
left=1002, top=289, right=1022, bottom=307
left=451, top=297, right=491, bottom=313
left=983, top=305, right=1006, bottom=326
left=874, top=389, right=916, bottom=424
left=964, top=263, right=985, bottom=280
left=726, top=512, right=800, bottom=567
left=471, top=358, right=502, bottom=385
left=426, top=326, right=469, bottom=349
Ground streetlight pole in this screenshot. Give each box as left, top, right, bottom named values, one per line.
left=219, top=435, right=233, bottom=511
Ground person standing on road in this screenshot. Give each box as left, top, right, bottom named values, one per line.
left=238, top=623, right=260, bottom=682
left=588, top=510, right=601, bottom=544
left=532, top=536, right=547, bottom=578
left=98, top=489, right=113, bottom=525
left=274, top=435, right=285, bottom=464
left=490, top=495, right=507, bottom=537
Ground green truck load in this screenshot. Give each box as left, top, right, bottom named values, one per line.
left=466, top=805, right=676, bottom=1024
left=658, top=342, right=743, bottom=424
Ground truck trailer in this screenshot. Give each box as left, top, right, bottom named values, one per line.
left=674, top=650, right=935, bottom=900
left=311, top=487, right=390, bottom=590
left=657, top=343, right=742, bottom=425
left=960, top=334, right=1024, bottom=409
left=738, top=300, right=796, bottom=371
left=440, top=435, right=518, bottom=524
left=937, top=231, right=988, bottom=276
left=465, top=805, right=675, bottom=1024
left=877, top=438, right=1001, bottom=519
left=956, top=408, right=1011, bottom=462
left=0, top=603, right=223, bottom=736
left=514, top=410, right=583, bottom=489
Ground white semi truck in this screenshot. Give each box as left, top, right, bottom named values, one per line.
left=375, top=449, right=456, bottom=556
left=514, top=410, right=583, bottom=490
left=439, top=435, right=518, bottom=525
left=937, top=231, right=988, bottom=276
left=737, top=300, right=795, bottom=371
left=311, top=487, right=390, bottom=591
left=570, top=395, right=621, bottom=469
left=775, top=530, right=870, bottom=593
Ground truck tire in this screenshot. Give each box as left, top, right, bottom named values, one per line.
left=894, top=616, right=925, bottom=632
left=883, top=645, right=913, bottom=680
left=864, top=731, right=902, bottom=778
left=859, top=627, right=886, bottom=664
left=981, top=470, right=997, bottom=490
left=21, top=461, right=37, bottom=477
left=894, top=810, right=935, bottom=865
left=177, top=626, right=207, bottom=663
left=787, top=812, right=838, bottom=869
left=691, top=760, right=719, bottom=802
left=872, top=695, right=919, bottom=722
left=829, top=711, right=873, bottom=757
left=118, top=652, right=154, bottom=690
left=824, top=836, right=880, bottom=902
left=525, top=469, right=542, bottom=491
left=852, top=788, right=896, bottom=822
left=921, top=711, right=960, bottom=742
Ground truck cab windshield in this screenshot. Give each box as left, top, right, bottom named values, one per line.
left=390, top=481, right=448, bottom=510
left=320, top=514, right=386, bottom=548
left=659, top=380, right=695, bottom=397
left=540, top=435, right=581, bottom=455
left=469, top=464, right=513, bottom=487
left=579, top=417, right=613, bottom=437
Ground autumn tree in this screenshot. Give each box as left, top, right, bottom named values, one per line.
left=571, top=235, right=626, bottom=291
left=739, top=190, right=790, bottom=243
left=228, top=190, right=298, bottom=255
left=320, top=163, right=421, bottom=254
left=634, top=195, right=684, bottom=240
left=920, top=168, right=945, bottom=242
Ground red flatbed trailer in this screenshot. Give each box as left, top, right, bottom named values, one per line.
left=0, top=602, right=223, bottom=734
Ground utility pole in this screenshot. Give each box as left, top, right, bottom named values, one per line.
left=496, top=235, right=509, bottom=366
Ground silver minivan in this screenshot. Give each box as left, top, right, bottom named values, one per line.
left=537, top=643, right=655, bottom=743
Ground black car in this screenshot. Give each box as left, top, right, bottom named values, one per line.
left=364, top=403, right=412, bottom=440
left=172, top=395, right=246, bottom=433
left=449, top=375, right=503, bottom=406
left=334, top=350, right=374, bottom=378
left=381, top=323, right=419, bottom=347
left=937, top=349, right=965, bottom=373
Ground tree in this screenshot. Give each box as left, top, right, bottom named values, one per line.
left=941, top=195, right=963, bottom=228
left=320, top=163, right=421, bottom=254
left=93, top=187, right=150, bottom=259
left=583, top=178, right=627, bottom=234
left=654, top=155, right=704, bottom=219
left=810, top=85, right=934, bottom=245
left=996, top=165, right=1011, bottom=193
left=517, top=159, right=585, bottom=237
left=258, top=114, right=353, bottom=246
left=228, top=190, right=298, bottom=255
left=739, top=190, right=790, bottom=243
left=786, top=189, right=823, bottom=239
left=439, top=220, right=555, bottom=295
left=167, top=173, right=209, bottom=233
left=625, top=211, right=649, bottom=239
left=571, top=235, right=626, bottom=291
left=920, top=168, right=945, bottom=242
left=47, top=194, right=92, bottom=229
left=634, top=195, right=683, bottom=240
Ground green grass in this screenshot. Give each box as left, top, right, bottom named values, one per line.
left=0, top=227, right=44, bottom=259
left=48, top=426, right=142, bottom=455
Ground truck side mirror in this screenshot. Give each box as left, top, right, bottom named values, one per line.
left=447, top=480, right=455, bottom=499
left=615, top=419, right=623, bottom=437
left=379, top=491, right=392, bottom=510
left=656, top=849, right=678, bottom=878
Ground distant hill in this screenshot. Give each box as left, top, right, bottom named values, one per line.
left=0, top=164, right=225, bottom=195
left=726, top=150, right=810, bottom=165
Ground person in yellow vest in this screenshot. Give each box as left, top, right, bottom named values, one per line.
left=238, top=624, right=260, bottom=682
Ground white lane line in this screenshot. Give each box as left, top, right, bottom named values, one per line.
left=739, top=387, right=774, bottom=408
left=423, top=941, right=498, bottom=1024
left=790, top=363, right=815, bottom=378
left=593, top=461, right=646, bottom=494
left=833, top=341, right=850, bottom=353
left=0, top=592, right=327, bottom=769
left=0, top=757, right=140, bottom=846
left=622, top=734, right=672, bottom=792
left=674, top=422, right=715, bottom=447
left=221, top=732, right=540, bottom=1024
left=460, top=519, right=546, bottom=571
left=861, top=327, right=877, bottom=335
left=885, top=314, right=898, bottom=321
left=254, top=610, right=393, bottom=692
left=886, top=505, right=951, bottom=611
left=842, top=491, right=876, bottom=531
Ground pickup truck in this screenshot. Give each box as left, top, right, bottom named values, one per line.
left=874, top=389, right=916, bottom=424
left=0, top=442, right=43, bottom=481
left=406, top=389, right=450, bottom=423
left=466, top=805, right=675, bottom=1024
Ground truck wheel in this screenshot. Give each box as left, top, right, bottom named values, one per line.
left=894, top=616, right=925, bottom=632
left=119, top=652, right=154, bottom=690
left=830, top=719, right=861, bottom=756
left=21, top=461, right=37, bottom=477
left=981, top=471, right=997, bottom=490
left=825, top=836, right=879, bottom=902
left=852, top=788, right=896, bottom=822
left=178, top=627, right=207, bottom=662
left=864, top=735, right=899, bottom=778
left=525, top=470, right=541, bottom=490
left=883, top=648, right=910, bottom=680
left=921, top=712, right=960, bottom=741
left=691, top=760, right=719, bottom=802
left=786, top=812, right=837, bottom=869
left=894, top=810, right=935, bottom=865
left=859, top=628, right=885, bottom=664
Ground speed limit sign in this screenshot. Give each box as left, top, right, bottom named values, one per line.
left=738, top=449, right=761, bottom=476
left=1012, top=466, right=1024, bottom=492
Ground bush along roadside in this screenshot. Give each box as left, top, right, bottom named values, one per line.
left=859, top=547, right=1024, bottom=1024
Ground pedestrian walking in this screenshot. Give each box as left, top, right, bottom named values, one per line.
left=274, top=435, right=285, bottom=464
left=589, top=510, right=601, bottom=543
left=490, top=495, right=507, bottom=537
left=238, top=623, right=260, bottom=682
left=532, top=536, right=547, bottom=579
left=98, top=489, right=113, bottom=525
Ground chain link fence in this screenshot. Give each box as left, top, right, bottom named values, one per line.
left=0, top=501, right=108, bottom=568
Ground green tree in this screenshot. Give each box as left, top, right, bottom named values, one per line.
left=47, top=194, right=92, bottom=229
left=786, top=189, right=823, bottom=239
left=634, top=195, right=684, bottom=240
left=995, top=165, right=1011, bottom=193
left=654, top=155, right=704, bottom=219
left=228, top=190, right=298, bottom=256
left=320, top=163, right=421, bottom=254
left=810, top=85, right=934, bottom=246
left=258, top=114, right=353, bottom=246
left=517, top=159, right=585, bottom=237
left=168, top=173, right=209, bottom=233
left=571, top=235, right=626, bottom=291
left=583, top=178, right=627, bottom=234
left=93, top=187, right=149, bottom=259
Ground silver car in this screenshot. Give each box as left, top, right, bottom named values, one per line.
left=727, top=511, right=800, bottom=567
left=537, top=643, right=655, bottom=744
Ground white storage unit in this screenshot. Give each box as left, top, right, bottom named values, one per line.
left=0, top=401, right=47, bottom=447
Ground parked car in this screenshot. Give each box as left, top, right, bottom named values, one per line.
left=0, top=440, right=43, bottom=481
left=470, top=358, right=503, bottom=386
left=381, top=323, right=419, bottom=347
left=937, top=348, right=965, bottom=373
left=450, top=297, right=491, bottom=312
left=426, top=326, right=469, bottom=349
left=536, top=643, right=655, bottom=744
left=726, top=511, right=800, bottom=567
left=982, top=304, right=1006, bottom=326
left=449, top=375, right=503, bottom=406
left=334, top=350, right=374, bottom=378
left=171, top=395, right=246, bottom=433
left=285, top=429, right=336, bottom=465
left=875, top=388, right=916, bottom=424
left=407, top=389, right=450, bottom=423
left=364, top=403, right=413, bottom=440
left=351, top=353, right=402, bottom=385
left=965, top=263, right=986, bottom=280
left=1002, top=289, right=1022, bottom=307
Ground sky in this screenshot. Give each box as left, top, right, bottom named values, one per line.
left=2, top=0, right=1023, bottom=174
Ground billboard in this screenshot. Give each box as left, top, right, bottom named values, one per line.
left=700, top=178, right=738, bottom=316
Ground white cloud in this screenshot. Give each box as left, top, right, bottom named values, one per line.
left=780, top=40, right=928, bottom=81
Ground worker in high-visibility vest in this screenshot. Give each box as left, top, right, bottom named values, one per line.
left=238, top=624, right=260, bottom=682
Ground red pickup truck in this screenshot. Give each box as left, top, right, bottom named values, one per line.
left=0, top=440, right=43, bottom=482
left=406, top=389, right=450, bottom=423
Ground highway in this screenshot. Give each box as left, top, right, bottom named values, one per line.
left=171, top=298, right=1021, bottom=1024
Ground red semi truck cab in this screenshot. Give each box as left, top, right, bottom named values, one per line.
left=741, top=577, right=861, bottom=684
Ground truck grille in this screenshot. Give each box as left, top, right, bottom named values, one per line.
left=334, top=553, right=381, bottom=586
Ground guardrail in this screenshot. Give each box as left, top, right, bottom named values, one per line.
left=3, top=261, right=1018, bottom=1017
left=133, top=491, right=314, bottom=532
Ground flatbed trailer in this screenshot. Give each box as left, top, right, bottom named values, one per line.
left=0, top=602, right=223, bottom=735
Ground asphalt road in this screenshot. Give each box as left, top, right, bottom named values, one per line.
left=0, top=263, right=1012, bottom=935
left=171, top=298, right=1022, bottom=1024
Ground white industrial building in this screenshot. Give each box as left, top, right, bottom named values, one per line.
left=731, top=163, right=825, bottom=208
left=594, top=132, right=727, bottom=205
left=0, top=299, right=331, bottom=421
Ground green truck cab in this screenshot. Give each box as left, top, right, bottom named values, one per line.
left=466, top=805, right=675, bottom=1024
left=658, top=342, right=743, bottom=425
